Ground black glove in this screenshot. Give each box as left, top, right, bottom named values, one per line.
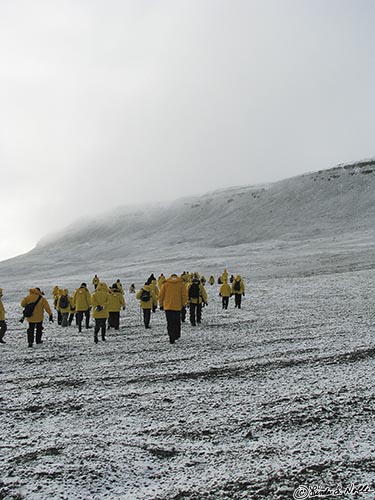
left=49, top=315, right=54, bottom=322
left=243, top=293, right=245, bottom=297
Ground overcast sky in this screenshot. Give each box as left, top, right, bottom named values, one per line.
left=1, top=0, right=374, bottom=261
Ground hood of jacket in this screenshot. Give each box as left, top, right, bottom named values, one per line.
left=96, top=282, right=109, bottom=292
left=29, top=288, right=43, bottom=296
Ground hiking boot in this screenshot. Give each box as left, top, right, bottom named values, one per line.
left=94, top=336, right=98, bottom=344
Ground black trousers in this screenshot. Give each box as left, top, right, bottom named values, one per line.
left=76, top=309, right=90, bottom=331
left=27, top=322, right=44, bottom=346
left=143, top=309, right=151, bottom=328
left=57, top=310, right=62, bottom=325
left=0, top=320, right=7, bottom=340
left=94, top=318, right=106, bottom=340
left=181, top=306, right=186, bottom=322
left=222, top=296, right=229, bottom=309
left=189, top=303, right=202, bottom=325
left=108, top=311, right=120, bottom=330
left=165, top=310, right=181, bottom=343
left=234, top=294, right=242, bottom=308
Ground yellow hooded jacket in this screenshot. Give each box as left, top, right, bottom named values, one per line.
left=219, top=281, right=232, bottom=297
left=187, top=281, right=208, bottom=305
left=159, top=275, right=188, bottom=311
left=136, top=285, right=155, bottom=310
left=231, top=276, right=245, bottom=295
left=0, top=289, right=5, bottom=321
left=73, top=286, right=91, bottom=312
left=21, top=288, right=52, bottom=323
left=91, top=282, right=110, bottom=318
left=107, top=289, right=125, bottom=312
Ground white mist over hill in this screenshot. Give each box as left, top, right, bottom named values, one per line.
left=0, top=160, right=374, bottom=289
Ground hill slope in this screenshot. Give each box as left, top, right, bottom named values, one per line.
left=1, top=160, right=375, bottom=281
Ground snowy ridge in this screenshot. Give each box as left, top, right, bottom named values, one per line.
left=0, top=163, right=374, bottom=282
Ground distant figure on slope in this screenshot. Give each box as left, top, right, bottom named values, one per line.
left=149, top=278, right=159, bottom=313
left=20, top=288, right=53, bottom=347
left=232, top=275, right=245, bottom=309
left=129, top=283, right=136, bottom=293
left=91, top=282, right=110, bottom=343
left=92, top=274, right=100, bottom=290
left=158, top=274, right=188, bottom=344
left=209, top=275, right=215, bottom=286
left=0, top=288, right=7, bottom=343
left=158, top=274, right=166, bottom=288
left=221, top=269, right=229, bottom=283
left=54, top=288, right=63, bottom=325
left=73, top=283, right=91, bottom=332
left=229, top=274, right=235, bottom=284
left=108, top=284, right=125, bottom=330
left=115, top=279, right=124, bottom=295
left=136, top=283, right=154, bottom=329
left=187, top=277, right=208, bottom=326
left=58, top=289, right=71, bottom=327
left=219, top=279, right=231, bottom=310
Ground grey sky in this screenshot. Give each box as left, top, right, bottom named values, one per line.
left=1, top=0, right=374, bottom=261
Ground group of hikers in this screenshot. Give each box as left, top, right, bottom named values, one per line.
left=0, top=269, right=245, bottom=347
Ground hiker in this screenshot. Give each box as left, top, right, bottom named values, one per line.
left=20, top=288, right=53, bottom=347
left=232, top=275, right=245, bottom=308
left=115, top=279, right=124, bottom=294
left=200, top=275, right=206, bottom=286
left=187, top=277, right=208, bottom=326
left=0, top=288, right=7, bottom=343
left=229, top=274, right=235, bottom=284
left=58, top=289, right=71, bottom=327
left=91, top=282, right=110, bottom=343
left=219, top=279, right=231, bottom=309
left=209, top=275, right=215, bottom=286
left=222, top=269, right=229, bottom=282
left=73, top=283, right=91, bottom=332
left=158, top=274, right=188, bottom=344
left=158, top=274, right=166, bottom=288
left=136, top=283, right=154, bottom=329
left=68, top=295, right=75, bottom=326
left=92, top=274, right=100, bottom=289
left=108, top=284, right=125, bottom=330
left=129, top=284, right=136, bottom=293
left=149, top=279, right=159, bottom=313
left=54, top=288, right=63, bottom=325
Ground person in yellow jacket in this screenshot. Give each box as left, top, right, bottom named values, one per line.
left=159, top=274, right=188, bottom=344
left=73, top=283, right=91, bottom=332
left=91, top=282, right=110, bottom=343
left=232, top=275, right=245, bottom=309
left=149, top=279, right=159, bottom=313
left=0, top=288, right=7, bottom=343
left=21, top=288, right=53, bottom=347
left=54, top=288, right=64, bottom=325
left=115, top=279, right=124, bottom=294
left=209, top=275, right=215, bottom=286
left=108, top=284, right=125, bottom=330
left=158, top=274, right=166, bottom=288
left=92, top=274, right=100, bottom=290
left=58, top=289, right=71, bottom=327
left=136, top=283, right=155, bottom=329
left=187, top=277, right=208, bottom=326
left=219, top=280, right=231, bottom=310
left=221, top=269, right=229, bottom=282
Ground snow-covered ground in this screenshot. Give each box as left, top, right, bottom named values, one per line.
left=1, top=164, right=375, bottom=499
left=1, top=251, right=375, bottom=499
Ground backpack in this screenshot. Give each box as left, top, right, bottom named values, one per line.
left=234, top=281, right=241, bottom=292
left=140, top=289, right=151, bottom=302
left=189, top=283, right=200, bottom=299
left=23, top=295, right=42, bottom=318
left=59, top=295, right=69, bottom=309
